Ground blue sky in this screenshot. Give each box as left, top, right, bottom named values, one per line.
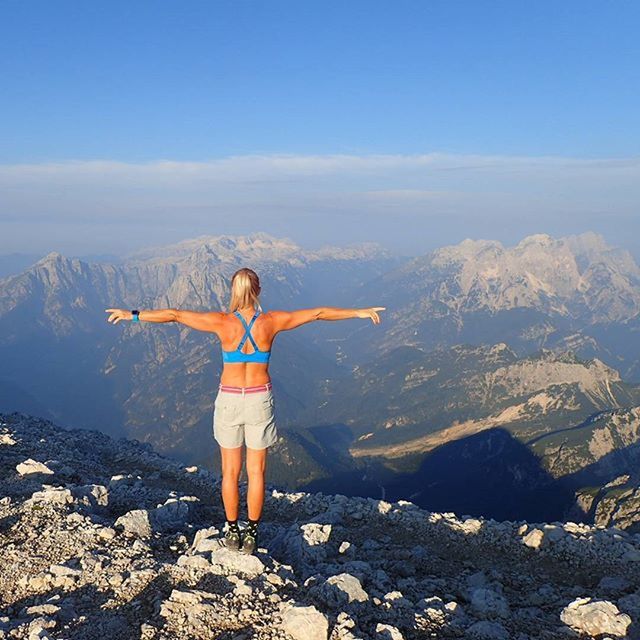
left=2, top=0, right=639, bottom=160
left=1, top=1, right=639, bottom=258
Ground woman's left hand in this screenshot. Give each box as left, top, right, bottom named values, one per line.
left=357, top=306, right=386, bottom=324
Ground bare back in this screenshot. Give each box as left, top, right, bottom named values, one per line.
left=217, top=308, right=321, bottom=386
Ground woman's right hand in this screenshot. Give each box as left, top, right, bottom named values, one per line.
left=105, top=308, right=133, bottom=324
left=358, top=307, right=386, bottom=324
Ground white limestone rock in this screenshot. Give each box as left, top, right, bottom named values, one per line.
left=301, top=522, right=332, bottom=545
left=522, top=528, right=544, bottom=549
left=375, top=623, right=404, bottom=639
left=280, top=603, right=329, bottom=640
left=152, top=496, right=198, bottom=530
left=542, top=524, right=566, bottom=543
left=560, top=597, right=631, bottom=637
left=48, top=563, right=81, bottom=578
left=73, top=484, right=109, bottom=508
left=209, top=546, right=266, bottom=578
left=23, top=605, right=59, bottom=617
left=16, top=458, right=54, bottom=476
left=28, top=487, right=73, bottom=506
left=114, top=509, right=152, bottom=538
left=0, top=433, right=17, bottom=445
left=166, top=588, right=203, bottom=604
left=324, top=572, right=369, bottom=604
left=382, top=590, right=413, bottom=610
left=97, top=526, right=117, bottom=540
left=190, top=526, right=220, bottom=554
left=176, top=554, right=211, bottom=570
left=460, top=517, right=484, bottom=535
left=339, top=541, right=352, bottom=554
left=416, top=595, right=467, bottom=627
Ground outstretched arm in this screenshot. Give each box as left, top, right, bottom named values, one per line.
left=105, top=308, right=224, bottom=333
left=270, top=306, right=385, bottom=332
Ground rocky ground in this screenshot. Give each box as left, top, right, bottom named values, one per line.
left=0, top=412, right=639, bottom=640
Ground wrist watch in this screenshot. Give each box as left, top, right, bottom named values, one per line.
left=131, top=309, right=140, bottom=322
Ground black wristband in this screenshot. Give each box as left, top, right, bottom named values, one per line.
left=132, top=309, right=140, bottom=322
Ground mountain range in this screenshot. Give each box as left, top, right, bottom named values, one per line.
left=2, top=231, right=640, bottom=523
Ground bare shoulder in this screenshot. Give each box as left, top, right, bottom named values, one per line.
left=266, top=308, right=321, bottom=333
left=261, top=309, right=281, bottom=328
left=175, top=309, right=227, bottom=334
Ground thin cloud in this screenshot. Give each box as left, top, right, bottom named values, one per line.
left=1, top=153, right=639, bottom=256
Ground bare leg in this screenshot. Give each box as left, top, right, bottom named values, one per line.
left=246, top=446, right=268, bottom=520
left=220, top=445, right=243, bottom=520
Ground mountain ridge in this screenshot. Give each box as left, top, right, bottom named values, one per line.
left=1, top=411, right=640, bottom=639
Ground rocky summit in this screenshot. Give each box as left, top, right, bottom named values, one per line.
left=1, top=413, right=640, bottom=640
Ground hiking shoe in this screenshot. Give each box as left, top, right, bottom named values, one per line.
left=240, top=523, right=258, bottom=555
left=224, top=523, right=242, bottom=551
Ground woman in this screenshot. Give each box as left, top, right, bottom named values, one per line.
left=105, top=267, right=385, bottom=555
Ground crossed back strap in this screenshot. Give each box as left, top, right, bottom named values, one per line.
left=233, top=309, right=261, bottom=352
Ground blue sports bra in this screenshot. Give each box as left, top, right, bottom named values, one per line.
left=221, top=309, right=271, bottom=364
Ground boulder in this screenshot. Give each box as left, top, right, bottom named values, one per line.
left=190, top=526, right=220, bottom=554
left=16, top=459, right=54, bottom=476
left=0, top=433, right=16, bottom=445
left=209, top=547, right=266, bottom=578
left=280, top=603, right=328, bottom=640
left=29, top=487, right=73, bottom=506
left=560, top=597, right=631, bottom=637
left=301, top=522, right=332, bottom=545
left=73, top=484, right=109, bottom=509
left=375, top=624, right=404, bottom=640
left=522, top=528, right=544, bottom=549
left=114, top=509, right=152, bottom=538
left=325, top=573, right=369, bottom=602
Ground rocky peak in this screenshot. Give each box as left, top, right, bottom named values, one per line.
left=36, top=251, right=65, bottom=263
left=566, top=231, right=611, bottom=258
left=30, top=251, right=76, bottom=276
left=1, top=411, right=639, bottom=639
left=515, top=233, right=556, bottom=249
left=392, top=232, right=640, bottom=321
left=121, top=233, right=391, bottom=270
left=431, top=238, right=504, bottom=266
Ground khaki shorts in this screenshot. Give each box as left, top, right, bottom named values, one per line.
left=213, top=387, right=278, bottom=449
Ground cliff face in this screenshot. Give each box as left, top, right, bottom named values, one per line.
left=571, top=472, right=640, bottom=533
left=1, top=412, right=640, bottom=640
left=532, top=407, right=640, bottom=481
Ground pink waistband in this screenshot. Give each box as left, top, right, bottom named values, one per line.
left=218, top=381, right=272, bottom=394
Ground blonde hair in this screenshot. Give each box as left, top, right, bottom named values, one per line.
left=229, top=268, right=263, bottom=313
